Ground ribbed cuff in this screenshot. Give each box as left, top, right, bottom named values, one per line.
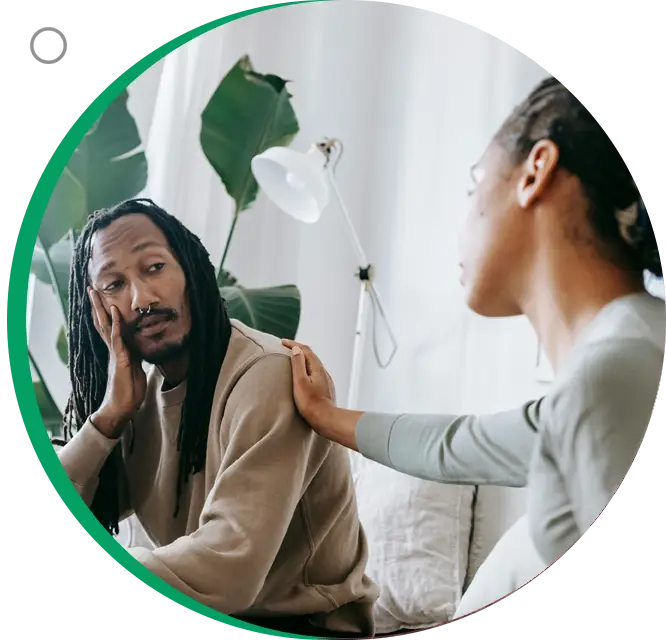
left=57, top=419, right=119, bottom=486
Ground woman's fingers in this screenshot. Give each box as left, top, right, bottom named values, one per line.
left=282, top=339, right=322, bottom=375
left=290, top=346, right=311, bottom=386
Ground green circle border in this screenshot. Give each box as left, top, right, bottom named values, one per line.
left=7, top=3, right=326, bottom=638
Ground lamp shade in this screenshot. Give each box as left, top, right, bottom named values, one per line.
left=251, top=146, right=329, bottom=223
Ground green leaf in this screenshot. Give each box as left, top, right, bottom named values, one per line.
left=56, top=327, right=68, bottom=365
left=30, top=234, right=73, bottom=313
left=39, top=168, right=86, bottom=250
left=40, top=88, right=148, bottom=249
left=201, top=55, right=299, bottom=214
left=221, top=284, right=301, bottom=340
left=71, top=88, right=148, bottom=215
left=33, top=380, right=62, bottom=435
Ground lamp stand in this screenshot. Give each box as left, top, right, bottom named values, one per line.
left=317, top=139, right=398, bottom=410
left=347, top=267, right=371, bottom=410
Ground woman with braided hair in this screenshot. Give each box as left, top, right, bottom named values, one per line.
left=282, top=77, right=665, bottom=616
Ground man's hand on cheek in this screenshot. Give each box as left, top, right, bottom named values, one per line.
left=88, top=288, right=147, bottom=439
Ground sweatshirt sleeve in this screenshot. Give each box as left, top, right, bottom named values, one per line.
left=56, top=419, right=133, bottom=519
left=127, top=354, right=332, bottom=614
left=355, top=400, right=542, bottom=487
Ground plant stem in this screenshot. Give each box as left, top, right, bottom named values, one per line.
left=28, top=347, right=62, bottom=420
left=37, top=235, right=68, bottom=325
left=219, top=208, right=240, bottom=272
left=219, top=207, right=240, bottom=273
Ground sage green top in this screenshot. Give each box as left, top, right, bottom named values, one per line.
left=357, top=292, right=665, bottom=565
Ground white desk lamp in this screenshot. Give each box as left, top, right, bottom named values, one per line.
left=251, top=138, right=398, bottom=409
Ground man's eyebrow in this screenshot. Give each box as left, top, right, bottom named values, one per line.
left=94, top=241, right=168, bottom=276
left=131, top=240, right=167, bottom=253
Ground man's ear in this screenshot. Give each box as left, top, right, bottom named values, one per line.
left=516, top=139, right=559, bottom=209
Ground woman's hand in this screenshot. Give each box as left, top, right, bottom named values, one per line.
left=282, top=339, right=360, bottom=451
left=281, top=339, right=337, bottom=422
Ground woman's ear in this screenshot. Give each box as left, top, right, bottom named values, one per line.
left=517, top=139, right=559, bottom=208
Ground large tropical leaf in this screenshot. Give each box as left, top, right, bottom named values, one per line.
left=69, top=88, right=148, bottom=216
left=39, top=168, right=87, bottom=250
left=56, top=327, right=68, bottom=365
left=201, top=55, right=299, bottom=214
left=38, top=88, right=148, bottom=251
left=33, top=380, right=62, bottom=436
left=221, top=284, right=301, bottom=340
left=31, top=233, right=73, bottom=312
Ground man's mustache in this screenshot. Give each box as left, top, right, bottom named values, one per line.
left=123, top=308, right=178, bottom=335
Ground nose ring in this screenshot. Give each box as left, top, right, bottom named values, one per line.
left=139, top=303, right=153, bottom=316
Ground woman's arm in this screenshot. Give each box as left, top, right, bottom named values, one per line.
left=284, top=340, right=541, bottom=487
left=355, top=403, right=541, bottom=486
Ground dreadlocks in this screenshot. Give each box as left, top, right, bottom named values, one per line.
left=57, top=198, right=231, bottom=535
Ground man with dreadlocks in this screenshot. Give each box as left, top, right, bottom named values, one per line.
left=54, top=198, right=378, bottom=637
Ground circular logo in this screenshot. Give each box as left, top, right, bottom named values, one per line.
left=26, top=25, right=72, bottom=64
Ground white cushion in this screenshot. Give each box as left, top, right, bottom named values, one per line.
left=455, top=514, right=546, bottom=619
left=465, top=486, right=527, bottom=589
left=349, top=452, right=475, bottom=634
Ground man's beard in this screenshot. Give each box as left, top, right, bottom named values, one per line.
left=120, top=307, right=189, bottom=365
left=138, top=334, right=190, bottom=365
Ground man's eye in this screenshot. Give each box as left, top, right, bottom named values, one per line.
left=149, top=263, right=165, bottom=272
left=104, top=281, right=122, bottom=292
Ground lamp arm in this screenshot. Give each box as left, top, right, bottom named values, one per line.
left=326, top=169, right=370, bottom=268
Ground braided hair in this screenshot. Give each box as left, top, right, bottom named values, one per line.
left=56, top=198, right=232, bottom=534
left=495, top=77, right=661, bottom=278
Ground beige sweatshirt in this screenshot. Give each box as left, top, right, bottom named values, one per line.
left=58, top=320, right=378, bottom=635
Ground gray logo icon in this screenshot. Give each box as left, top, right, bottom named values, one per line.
left=23, top=24, right=72, bottom=64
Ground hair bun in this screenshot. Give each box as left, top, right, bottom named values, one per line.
left=636, top=202, right=664, bottom=278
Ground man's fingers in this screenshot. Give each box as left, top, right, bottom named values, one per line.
left=109, top=306, right=126, bottom=355
left=90, top=303, right=101, bottom=334
left=88, top=288, right=106, bottom=341
left=89, top=288, right=113, bottom=339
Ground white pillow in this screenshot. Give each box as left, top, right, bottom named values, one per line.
left=349, top=451, right=475, bottom=634
left=455, top=515, right=546, bottom=619
left=465, top=486, right=528, bottom=590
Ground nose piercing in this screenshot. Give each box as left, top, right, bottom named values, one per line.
left=139, top=303, right=153, bottom=316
